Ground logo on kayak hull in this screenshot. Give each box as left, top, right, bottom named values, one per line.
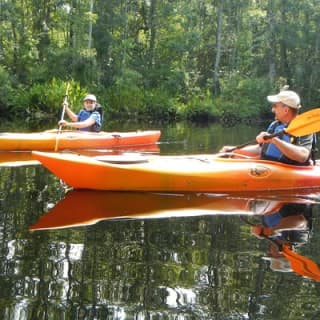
left=249, top=165, right=271, bottom=178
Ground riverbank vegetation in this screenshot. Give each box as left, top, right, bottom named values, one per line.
left=0, top=1, right=319, bottom=126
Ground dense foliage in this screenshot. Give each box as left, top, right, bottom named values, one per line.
left=0, top=0, right=319, bottom=124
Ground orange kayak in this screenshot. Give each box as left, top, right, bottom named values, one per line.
left=32, top=151, right=320, bottom=192
left=0, top=129, right=161, bottom=151
left=30, top=189, right=318, bottom=230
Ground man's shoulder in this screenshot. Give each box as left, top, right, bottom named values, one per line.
left=295, top=133, right=314, bottom=149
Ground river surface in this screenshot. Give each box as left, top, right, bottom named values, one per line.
left=1, top=121, right=320, bottom=320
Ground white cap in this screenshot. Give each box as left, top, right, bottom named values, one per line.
left=267, top=90, right=301, bottom=109
left=263, top=257, right=292, bottom=272
left=83, top=94, right=97, bottom=102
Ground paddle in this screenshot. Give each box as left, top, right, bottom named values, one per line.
left=54, top=83, right=70, bottom=152
left=241, top=216, right=320, bottom=282
left=226, top=108, right=320, bottom=152
left=282, top=244, right=320, bottom=281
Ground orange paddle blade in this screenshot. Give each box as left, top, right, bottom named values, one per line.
left=282, top=245, right=320, bottom=282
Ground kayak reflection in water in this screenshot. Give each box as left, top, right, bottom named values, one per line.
left=247, top=203, right=320, bottom=281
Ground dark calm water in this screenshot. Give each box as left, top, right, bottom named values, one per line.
left=1, top=122, right=320, bottom=320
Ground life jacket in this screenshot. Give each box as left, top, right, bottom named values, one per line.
left=311, top=134, right=318, bottom=165
left=261, top=203, right=313, bottom=245
left=78, top=104, right=103, bottom=132
left=261, top=121, right=316, bottom=166
left=95, top=104, right=104, bottom=123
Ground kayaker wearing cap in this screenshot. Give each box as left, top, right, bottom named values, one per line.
left=58, top=94, right=102, bottom=132
left=221, top=87, right=315, bottom=165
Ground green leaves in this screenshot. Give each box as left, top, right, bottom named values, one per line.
left=1, top=0, right=320, bottom=124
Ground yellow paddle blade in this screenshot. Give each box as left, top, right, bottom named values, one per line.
left=285, top=108, right=320, bottom=137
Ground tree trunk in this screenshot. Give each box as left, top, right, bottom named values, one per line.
left=307, top=19, right=320, bottom=105
left=148, top=0, right=157, bottom=69
left=212, top=0, right=223, bottom=96
left=279, top=0, right=291, bottom=83
left=88, top=0, right=94, bottom=49
left=267, top=0, right=276, bottom=85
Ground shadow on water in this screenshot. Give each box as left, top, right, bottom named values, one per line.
left=1, top=122, right=320, bottom=319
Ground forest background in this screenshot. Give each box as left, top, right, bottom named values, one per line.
left=0, top=0, right=320, bottom=127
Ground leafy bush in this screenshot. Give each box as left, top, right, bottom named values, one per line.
left=11, top=79, right=88, bottom=121
left=183, top=97, right=221, bottom=122
left=215, top=75, right=272, bottom=123
left=141, top=89, right=177, bottom=121
left=0, top=66, right=14, bottom=117
left=107, top=68, right=145, bottom=118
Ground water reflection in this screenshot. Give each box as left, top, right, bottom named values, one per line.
left=29, top=190, right=320, bottom=284
left=242, top=203, right=320, bottom=282
left=2, top=185, right=320, bottom=319
left=30, top=190, right=320, bottom=231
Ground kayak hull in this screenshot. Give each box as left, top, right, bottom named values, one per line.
left=32, top=151, right=320, bottom=192
left=0, top=130, right=161, bottom=151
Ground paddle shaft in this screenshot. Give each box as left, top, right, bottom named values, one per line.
left=226, top=131, right=284, bottom=152
left=59, top=97, right=68, bottom=124
left=54, top=84, right=70, bottom=152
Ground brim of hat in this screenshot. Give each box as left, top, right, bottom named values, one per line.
left=267, top=95, right=280, bottom=103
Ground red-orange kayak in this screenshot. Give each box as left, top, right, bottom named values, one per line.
left=0, top=129, right=161, bottom=151
left=32, top=151, right=320, bottom=192
left=30, top=189, right=318, bottom=230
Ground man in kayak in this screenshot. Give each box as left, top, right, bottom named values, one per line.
left=221, top=88, right=316, bottom=165
left=58, top=94, right=102, bottom=132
